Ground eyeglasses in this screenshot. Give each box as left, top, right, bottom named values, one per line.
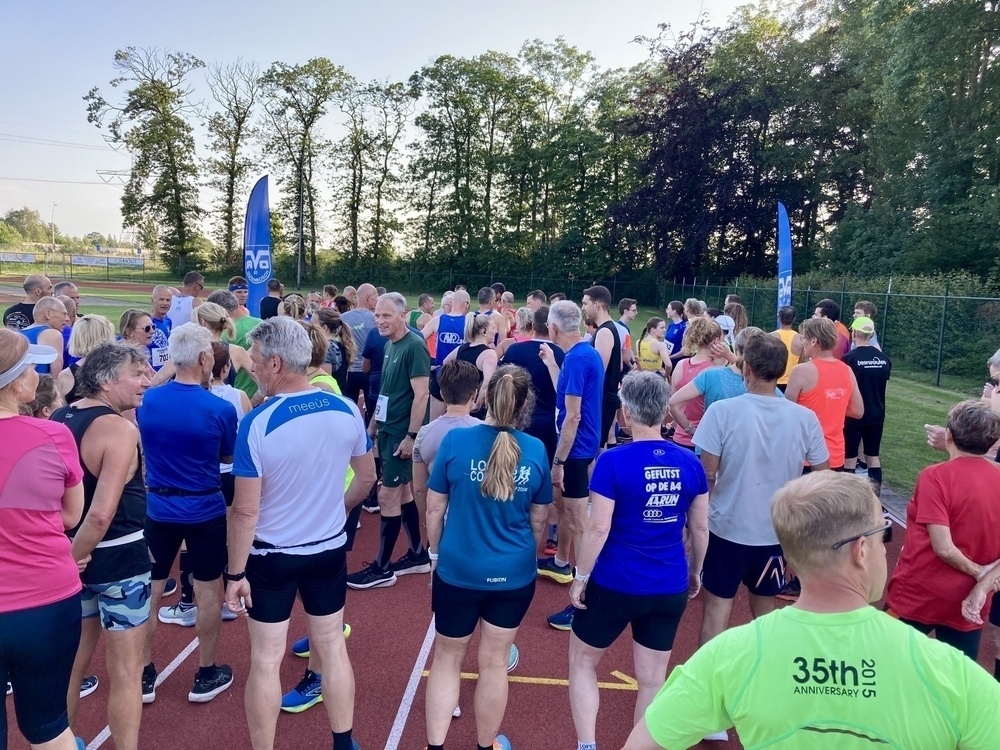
left=831, top=521, right=892, bottom=550
left=140, top=325, right=153, bottom=333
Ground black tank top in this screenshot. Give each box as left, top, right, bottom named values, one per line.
left=457, top=343, right=490, bottom=420
left=595, top=320, right=622, bottom=399
left=51, top=404, right=151, bottom=585
left=65, top=362, right=85, bottom=404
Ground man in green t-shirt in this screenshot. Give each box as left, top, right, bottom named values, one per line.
left=208, top=289, right=261, bottom=399
left=625, top=472, right=1000, bottom=749
left=348, top=291, right=430, bottom=591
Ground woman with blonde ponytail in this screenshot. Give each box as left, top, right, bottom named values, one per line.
left=193, top=302, right=254, bottom=390
left=424, top=364, right=552, bottom=750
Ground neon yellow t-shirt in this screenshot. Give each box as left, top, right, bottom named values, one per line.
left=645, top=606, right=1000, bottom=749
left=309, top=373, right=355, bottom=490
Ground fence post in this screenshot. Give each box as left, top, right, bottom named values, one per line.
left=934, top=281, right=950, bottom=387
left=804, top=286, right=812, bottom=315
left=881, top=277, right=892, bottom=349
left=612, top=275, right=617, bottom=301
left=839, top=281, right=847, bottom=316
left=749, top=286, right=757, bottom=328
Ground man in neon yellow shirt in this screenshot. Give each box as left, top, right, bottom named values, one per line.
left=624, top=472, right=1000, bottom=749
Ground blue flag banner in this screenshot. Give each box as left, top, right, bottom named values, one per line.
left=244, top=176, right=272, bottom=318
left=777, top=202, right=792, bottom=312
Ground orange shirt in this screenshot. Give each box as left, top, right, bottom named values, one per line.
left=794, top=358, right=853, bottom=468
left=775, top=328, right=798, bottom=386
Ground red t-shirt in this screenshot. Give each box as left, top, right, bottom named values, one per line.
left=887, top=457, right=1000, bottom=631
left=0, top=416, right=83, bottom=614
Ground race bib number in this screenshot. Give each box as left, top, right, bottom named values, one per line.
left=152, top=347, right=169, bottom=367
left=664, top=340, right=675, bottom=356
left=374, top=394, right=389, bottom=422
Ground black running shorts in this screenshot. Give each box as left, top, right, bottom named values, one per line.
left=561, top=458, right=592, bottom=500
left=246, top=546, right=347, bottom=624
left=145, top=514, right=227, bottom=582
left=844, top=421, right=885, bottom=460
left=701, top=532, right=786, bottom=599
left=572, top=581, right=688, bottom=651
left=432, top=572, right=535, bottom=639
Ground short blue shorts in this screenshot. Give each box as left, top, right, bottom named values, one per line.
left=80, top=572, right=152, bottom=631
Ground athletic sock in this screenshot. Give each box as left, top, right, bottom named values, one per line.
left=179, top=551, right=194, bottom=606
left=994, top=659, right=1000, bottom=681
left=377, top=515, right=402, bottom=569
left=401, top=501, right=424, bottom=555
left=332, top=729, right=354, bottom=750
left=578, top=743, right=597, bottom=750
left=197, top=664, right=216, bottom=680
left=477, top=744, right=493, bottom=750
left=554, top=556, right=569, bottom=569
left=428, top=745, right=444, bottom=750
left=867, top=467, right=883, bottom=494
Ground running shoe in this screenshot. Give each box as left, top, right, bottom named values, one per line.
left=158, top=603, right=197, bottom=627
left=547, top=604, right=575, bottom=631
left=390, top=548, right=431, bottom=576
left=188, top=664, right=234, bottom=703
left=776, top=577, right=801, bottom=602
left=291, top=623, right=352, bottom=658
left=362, top=496, right=380, bottom=514
left=703, top=730, right=729, bottom=741
left=452, top=705, right=461, bottom=718
left=161, top=577, right=178, bottom=597
left=543, top=539, right=558, bottom=556
left=6, top=682, right=11, bottom=695
left=221, top=603, right=239, bottom=621
left=492, top=735, right=512, bottom=750
left=346, top=562, right=397, bottom=590
left=80, top=674, right=99, bottom=698
left=142, top=663, right=157, bottom=704
left=507, top=643, right=519, bottom=673
left=76, top=738, right=86, bottom=750
left=280, top=669, right=323, bottom=713
left=536, top=558, right=572, bottom=584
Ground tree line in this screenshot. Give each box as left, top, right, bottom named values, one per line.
left=77, top=0, right=1000, bottom=283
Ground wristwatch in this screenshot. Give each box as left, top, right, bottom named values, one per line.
left=223, top=567, right=246, bottom=583
left=553, top=457, right=565, bottom=466
left=406, top=431, right=418, bottom=439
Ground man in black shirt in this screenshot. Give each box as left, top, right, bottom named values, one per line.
left=582, top=285, right=622, bottom=449
left=258, top=278, right=283, bottom=320
left=842, top=316, right=891, bottom=495
left=3, top=273, right=52, bottom=330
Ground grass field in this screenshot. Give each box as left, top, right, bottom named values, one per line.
left=67, top=288, right=956, bottom=497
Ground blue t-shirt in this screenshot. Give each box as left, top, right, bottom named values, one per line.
left=556, top=342, right=604, bottom=460
left=137, top=381, right=238, bottom=523
left=589, top=441, right=708, bottom=596
left=693, top=367, right=747, bottom=411
left=665, top=320, right=686, bottom=358
left=429, top=424, right=552, bottom=590
left=362, top=326, right=388, bottom=398
left=500, top=340, right=565, bottom=437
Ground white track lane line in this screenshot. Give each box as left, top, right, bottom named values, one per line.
left=384, top=617, right=436, bottom=750
left=86, top=636, right=200, bottom=750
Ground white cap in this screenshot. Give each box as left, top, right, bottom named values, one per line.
left=714, top=314, right=736, bottom=332
left=0, top=343, right=57, bottom=389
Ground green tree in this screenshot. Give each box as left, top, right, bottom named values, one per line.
left=0, top=221, right=24, bottom=245
left=84, top=47, right=206, bottom=274
left=3, top=207, right=48, bottom=243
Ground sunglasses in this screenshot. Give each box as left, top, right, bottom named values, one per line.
left=831, top=521, right=892, bottom=550
left=139, top=325, right=153, bottom=333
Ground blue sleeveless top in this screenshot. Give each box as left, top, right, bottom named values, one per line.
left=435, top=314, right=466, bottom=366
left=22, top=325, right=51, bottom=374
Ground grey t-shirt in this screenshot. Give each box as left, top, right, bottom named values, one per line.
left=340, top=309, right=376, bottom=372
left=693, top=393, right=828, bottom=546
left=413, top=415, right=481, bottom=470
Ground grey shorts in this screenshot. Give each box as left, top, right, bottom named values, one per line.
left=80, top=572, right=152, bottom=631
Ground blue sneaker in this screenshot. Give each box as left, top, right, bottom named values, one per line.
left=507, top=643, right=519, bottom=673
left=76, top=739, right=86, bottom=750
left=536, top=558, right=572, bottom=584
left=547, top=604, right=575, bottom=631
left=492, top=735, right=512, bottom=750
left=291, top=623, right=352, bottom=657
left=280, top=669, right=323, bottom=713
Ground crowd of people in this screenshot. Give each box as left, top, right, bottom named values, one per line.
left=3, top=271, right=1000, bottom=750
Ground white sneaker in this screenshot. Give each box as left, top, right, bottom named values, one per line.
left=703, top=730, right=729, bottom=741
left=221, top=604, right=239, bottom=622
left=158, top=603, right=197, bottom=627
left=452, top=705, right=461, bottom=718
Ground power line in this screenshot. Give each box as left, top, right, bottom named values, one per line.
left=0, top=176, right=124, bottom=187
left=0, top=132, right=122, bottom=153
left=0, top=107, right=96, bottom=129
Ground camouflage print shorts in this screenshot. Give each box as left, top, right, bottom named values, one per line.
left=80, top=573, right=152, bottom=631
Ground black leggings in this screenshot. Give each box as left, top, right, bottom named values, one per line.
left=1, top=594, right=81, bottom=745
left=899, top=617, right=982, bottom=662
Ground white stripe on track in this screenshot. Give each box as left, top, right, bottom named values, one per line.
left=86, top=636, right=199, bottom=750
left=383, top=617, right=436, bottom=750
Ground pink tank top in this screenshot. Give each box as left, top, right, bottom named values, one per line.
left=673, top=358, right=715, bottom=447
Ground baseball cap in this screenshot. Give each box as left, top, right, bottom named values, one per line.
left=714, top=314, right=736, bottom=332
left=850, top=316, right=875, bottom=335
left=0, top=343, right=57, bottom=389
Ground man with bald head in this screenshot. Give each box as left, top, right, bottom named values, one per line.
left=343, top=286, right=358, bottom=309
left=421, top=289, right=471, bottom=420
left=21, top=296, right=67, bottom=374
left=341, top=283, right=379, bottom=415
left=4, top=273, right=53, bottom=330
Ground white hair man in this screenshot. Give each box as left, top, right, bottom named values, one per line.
left=538, top=300, right=605, bottom=631
left=225, top=317, right=376, bottom=750
left=149, top=285, right=174, bottom=372
left=136, top=322, right=238, bottom=704
left=51, top=342, right=152, bottom=750
left=624, top=472, right=1000, bottom=749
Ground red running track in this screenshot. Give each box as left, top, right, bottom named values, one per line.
left=6, top=519, right=996, bottom=750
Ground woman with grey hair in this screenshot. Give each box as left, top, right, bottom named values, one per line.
left=566, top=370, right=709, bottom=750
left=496, top=307, right=533, bottom=359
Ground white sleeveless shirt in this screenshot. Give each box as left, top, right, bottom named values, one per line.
left=167, top=295, right=194, bottom=327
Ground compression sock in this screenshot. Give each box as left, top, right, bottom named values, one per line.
left=401, top=501, right=424, bottom=554
left=376, top=515, right=402, bottom=569
left=477, top=744, right=493, bottom=750
left=332, top=730, right=354, bottom=750
left=994, top=659, right=1000, bottom=681
left=179, top=552, right=194, bottom=606
left=867, top=467, right=883, bottom=496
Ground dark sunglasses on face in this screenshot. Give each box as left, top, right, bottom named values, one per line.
left=140, top=325, right=153, bottom=333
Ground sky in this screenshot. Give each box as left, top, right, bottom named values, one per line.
left=0, top=0, right=745, bottom=240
